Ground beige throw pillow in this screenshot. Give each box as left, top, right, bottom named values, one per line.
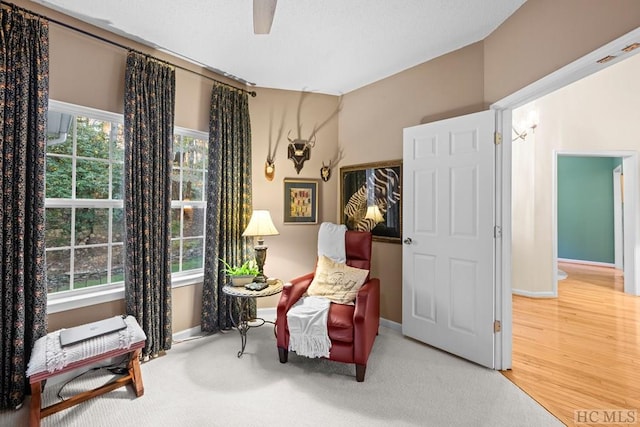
left=307, top=255, right=369, bottom=305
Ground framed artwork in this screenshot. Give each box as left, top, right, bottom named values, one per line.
left=340, top=160, right=402, bottom=243
left=283, top=178, right=319, bottom=224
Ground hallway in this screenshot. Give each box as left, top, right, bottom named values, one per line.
left=503, top=262, right=640, bottom=425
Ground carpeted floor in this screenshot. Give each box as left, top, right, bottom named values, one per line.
left=2, top=325, right=561, bottom=427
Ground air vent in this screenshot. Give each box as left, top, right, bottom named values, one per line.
left=597, top=55, right=617, bottom=64
left=622, top=42, right=640, bottom=53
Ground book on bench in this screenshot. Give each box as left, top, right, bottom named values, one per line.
left=59, top=316, right=127, bottom=347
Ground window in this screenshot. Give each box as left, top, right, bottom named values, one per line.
left=45, top=101, right=209, bottom=302
left=45, top=102, right=125, bottom=295
left=171, top=128, right=208, bottom=276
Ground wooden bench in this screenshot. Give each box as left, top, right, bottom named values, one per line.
left=27, top=319, right=146, bottom=427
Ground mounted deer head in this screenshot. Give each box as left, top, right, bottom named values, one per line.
left=320, top=146, right=344, bottom=182
left=265, top=108, right=285, bottom=181
left=287, top=91, right=342, bottom=174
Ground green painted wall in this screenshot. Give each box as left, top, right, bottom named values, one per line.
left=557, top=156, right=619, bottom=264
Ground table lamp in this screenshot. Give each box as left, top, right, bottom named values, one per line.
left=242, top=210, right=279, bottom=283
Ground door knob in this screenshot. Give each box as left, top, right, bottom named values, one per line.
left=403, top=237, right=413, bottom=245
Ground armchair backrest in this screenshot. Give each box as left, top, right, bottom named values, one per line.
left=345, top=230, right=372, bottom=279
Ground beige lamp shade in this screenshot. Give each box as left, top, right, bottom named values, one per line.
left=364, top=205, right=384, bottom=223
left=242, top=210, right=279, bottom=239
left=243, top=210, right=279, bottom=283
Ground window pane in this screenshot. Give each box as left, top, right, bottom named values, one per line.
left=112, top=163, right=123, bottom=199
left=111, top=244, right=124, bottom=282
left=183, top=170, right=204, bottom=201
left=76, top=117, right=110, bottom=159
left=75, top=208, right=109, bottom=245
left=46, top=156, right=72, bottom=198
left=112, top=123, right=125, bottom=162
left=171, top=240, right=181, bottom=273
left=183, top=238, right=204, bottom=270
left=74, top=246, right=108, bottom=288
left=172, top=135, right=183, bottom=168
left=171, top=168, right=181, bottom=200
left=171, top=208, right=181, bottom=238
left=46, top=249, right=70, bottom=293
left=45, top=208, right=71, bottom=247
left=76, top=159, right=109, bottom=199
left=46, top=111, right=73, bottom=155
left=183, top=207, right=204, bottom=237
left=183, top=136, right=206, bottom=170
left=112, top=208, right=124, bottom=243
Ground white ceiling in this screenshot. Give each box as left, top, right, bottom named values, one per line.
left=31, top=0, right=527, bottom=95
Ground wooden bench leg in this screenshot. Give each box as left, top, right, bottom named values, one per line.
left=129, top=348, right=144, bottom=397
left=30, top=346, right=145, bottom=423
left=29, top=381, right=42, bottom=427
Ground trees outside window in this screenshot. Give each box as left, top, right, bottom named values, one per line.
left=45, top=102, right=208, bottom=296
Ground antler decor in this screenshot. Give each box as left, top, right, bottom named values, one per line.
left=320, top=146, right=344, bottom=182
left=287, top=92, right=342, bottom=174
left=265, top=109, right=285, bottom=181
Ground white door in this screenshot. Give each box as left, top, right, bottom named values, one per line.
left=402, top=110, right=496, bottom=368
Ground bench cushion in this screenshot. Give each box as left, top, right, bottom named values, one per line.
left=27, top=315, right=146, bottom=378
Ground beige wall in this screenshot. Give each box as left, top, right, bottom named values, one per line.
left=484, top=0, right=640, bottom=104
left=249, top=87, right=340, bottom=308
left=339, top=43, right=486, bottom=323
left=35, top=0, right=640, bottom=331
left=511, top=52, right=640, bottom=295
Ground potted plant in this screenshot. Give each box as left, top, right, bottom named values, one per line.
left=220, top=259, right=260, bottom=286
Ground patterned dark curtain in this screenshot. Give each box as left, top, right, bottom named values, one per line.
left=124, top=52, right=174, bottom=357
left=202, top=85, right=253, bottom=332
left=0, top=8, right=48, bottom=409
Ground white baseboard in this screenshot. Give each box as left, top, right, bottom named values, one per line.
left=380, top=318, right=402, bottom=332
left=172, top=325, right=202, bottom=341
left=558, top=258, right=615, bottom=268
left=511, top=288, right=557, bottom=298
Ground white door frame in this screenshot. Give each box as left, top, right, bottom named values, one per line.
left=553, top=151, right=637, bottom=297
left=614, top=165, right=624, bottom=270
left=490, top=27, right=640, bottom=370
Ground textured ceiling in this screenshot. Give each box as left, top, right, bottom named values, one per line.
left=31, top=0, right=527, bottom=95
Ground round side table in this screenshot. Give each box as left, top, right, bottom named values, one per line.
left=222, top=280, right=283, bottom=357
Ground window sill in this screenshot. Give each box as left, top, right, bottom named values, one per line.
left=47, top=271, right=204, bottom=314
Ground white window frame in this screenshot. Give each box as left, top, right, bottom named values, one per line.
left=46, top=101, right=208, bottom=314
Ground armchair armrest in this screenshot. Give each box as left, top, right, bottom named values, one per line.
left=276, top=272, right=314, bottom=348
left=353, top=278, right=380, bottom=365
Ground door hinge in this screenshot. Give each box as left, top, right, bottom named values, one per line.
left=494, top=132, right=502, bottom=145
left=493, top=225, right=502, bottom=238
left=493, top=320, right=501, bottom=333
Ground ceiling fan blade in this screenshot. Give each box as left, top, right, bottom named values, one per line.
left=253, top=0, right=277, bottom=34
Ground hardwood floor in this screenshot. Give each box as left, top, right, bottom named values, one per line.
left=502, top=262, right=640, bottom=426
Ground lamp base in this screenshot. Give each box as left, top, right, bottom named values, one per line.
left=254, top=245, right=268, bottom=283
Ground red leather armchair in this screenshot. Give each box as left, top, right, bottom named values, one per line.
left=275, top=230, right=380, bottom=382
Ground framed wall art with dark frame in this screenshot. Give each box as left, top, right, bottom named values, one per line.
left=283, top=178, right=319, bottom=224
left=340, top=160, right=402, bottom=243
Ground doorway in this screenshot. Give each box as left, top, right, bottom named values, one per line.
left=552, top=152, right=636, bottom=297
left=492, top=26, right=640, bottom=369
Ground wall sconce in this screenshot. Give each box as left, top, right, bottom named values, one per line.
left=512, top=109, right=539, bottom=142
left=242, top=210, right=279, bottom=283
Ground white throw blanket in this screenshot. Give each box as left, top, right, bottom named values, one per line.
left=317, top=222, right=346, bottom=263
left=287, top=222, right=346, bottom=358
left=287, top=296, right=331, bottom=358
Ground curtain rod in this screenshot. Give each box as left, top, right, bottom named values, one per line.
left=0, top=1, right=257, bottom=97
